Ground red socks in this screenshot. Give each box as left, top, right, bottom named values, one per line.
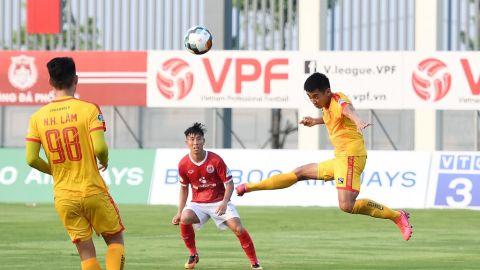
left=180, top=224, right=197, bottom=255
left=236, top=229, right=258, bottom=264
left=181, top=224, right=258, bottom=265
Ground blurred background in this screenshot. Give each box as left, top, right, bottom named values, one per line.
left=0, top=0, right=479, bottom=209
left=1, top=3, right=480, bottom=269
left=0, top=0, right=478, bottom=151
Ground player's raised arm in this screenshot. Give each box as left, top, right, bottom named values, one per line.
left=299, top=116, right=324, bottom=127
left=90, top=130, right=109, bottom=171
left=342, top=104, right=372, bottom=133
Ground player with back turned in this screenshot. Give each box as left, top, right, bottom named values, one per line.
left=25, top=57, right=125, bottom=270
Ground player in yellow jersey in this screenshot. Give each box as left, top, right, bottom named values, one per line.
left=236, top=72, right=413, bottom=241
left=25, top=57, right=125, bottom=270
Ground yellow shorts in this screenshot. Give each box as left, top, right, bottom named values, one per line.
left=54, top=192, right=124, bottom=243
left=317, top=156, right=367, bottom=192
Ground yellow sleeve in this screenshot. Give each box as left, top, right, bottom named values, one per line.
left=25, top=141, right=52, bottom=175
left=90, top=130, right=109, bottom=164
left=25, top=115, right=41, bottom=143
left=337, top=92, right=352, bottom=104
left=88, top=103, right=106, bottom=133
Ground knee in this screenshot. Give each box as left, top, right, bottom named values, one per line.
left=339, top=202, right=354, bottom=213
left=75, top=240, right=97, bottom=261
left=180, top=215, right=194, bottom=225
left=103, top=232, right=124, bottom=246
left=232, top=225, right=245, bottom=236
left=292, top=167, right=305, bottom=180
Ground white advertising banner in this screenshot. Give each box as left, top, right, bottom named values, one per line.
left=147, top=51, right=480, bottom=110
left=300, top=52, right=404, bottom=109
left=359, top=151, right=431, bottom=209
left=403, top=52, right=480, bottom=110
left=147, top=51, right=302, bottom=108
left=149, top=149, right=431, bottom=208
left=303, top=52, right=480, bottom=110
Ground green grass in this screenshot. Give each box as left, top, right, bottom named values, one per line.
left=0, top=204, right=479, bottom=270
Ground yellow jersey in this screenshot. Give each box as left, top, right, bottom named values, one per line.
left=322, top=92, right=367, bottom=157
left=26, top=96, right=108, bottom=197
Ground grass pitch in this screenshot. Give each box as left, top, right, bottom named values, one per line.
left=0, top=204, right=479, bottom=270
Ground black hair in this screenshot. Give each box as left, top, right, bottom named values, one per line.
left=46, top=57, right=76, bottom=90
left=303, top=72, right=330, bottom=93
left=184, top=122, right=206, bottom=137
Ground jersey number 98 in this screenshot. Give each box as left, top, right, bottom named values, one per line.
left=45, top=127, right=83, bottom=164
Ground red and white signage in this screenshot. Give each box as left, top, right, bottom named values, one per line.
left=0, top=51, right=147, bottom=106
left=147, top=51, right=301, bottom=108
left=403, top=52, right=480, bottom=110
left=1, top=51, right=480, bottom=109
left=301, top=51, right=480, bottom=110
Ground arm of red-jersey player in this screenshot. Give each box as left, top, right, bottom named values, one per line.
left=25, top=141, right=52, bottom=175
left=172, top=184, right=189, bottom=225
left=342, top=104, right=372, bottom=133
left=173, top=166, right=190, bottom=225
left=215, top=180, right=233, bottom=216
left=299, top=116, right=325, bottom=127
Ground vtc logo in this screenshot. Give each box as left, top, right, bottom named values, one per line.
left=156, top=58, right=194, bottom=100
left=411, top=58, right=451, bottom=102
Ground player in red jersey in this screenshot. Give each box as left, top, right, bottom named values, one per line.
left=172, top=123, right=263, bottom=270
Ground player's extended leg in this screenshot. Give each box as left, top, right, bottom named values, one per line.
left=224, top=218, right=263, bottom=270
left=335, top=156, right=412, bottom=241
left=236, top=163, right=320, bottom=196
left=76, top=239, right=101, bottom=270
left=180, top=209, right=201, bottom=269
left=337, top=188, right=399, bottom=219
left=338, top=189, right=412, bottom=240
left=103, top=232, right=125, bottom=270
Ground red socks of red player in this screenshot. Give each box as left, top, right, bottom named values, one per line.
left=180, top=224, right=197, bottom=255
left=236, top=229, right=258, bottom=265
left=181, top=224, right=258, bottom=265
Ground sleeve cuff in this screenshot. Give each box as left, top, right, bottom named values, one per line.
left=338, top=100, right=349, bottom=108
left=25, top=137, right=41, bottom=143
left=90, top=126, right=106, bottom=133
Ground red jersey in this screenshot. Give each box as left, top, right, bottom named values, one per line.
left=178, top=151, right=232, bottom=203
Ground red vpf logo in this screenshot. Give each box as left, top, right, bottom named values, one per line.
left=156, top=58, right=194, bottom=100
left=412, top=58, right=451, bottom=102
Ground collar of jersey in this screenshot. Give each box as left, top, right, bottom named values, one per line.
left=52, top=96, right=75, bottom=102
left=189, top=151, right=208, bottom=166
left=324, top=92, right=336, bottom=110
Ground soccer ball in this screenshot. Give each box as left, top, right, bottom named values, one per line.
left=184, top=26, right=213, bottom=55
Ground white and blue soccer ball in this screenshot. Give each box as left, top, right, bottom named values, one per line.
left=184, top=26, right=213, bottom=55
